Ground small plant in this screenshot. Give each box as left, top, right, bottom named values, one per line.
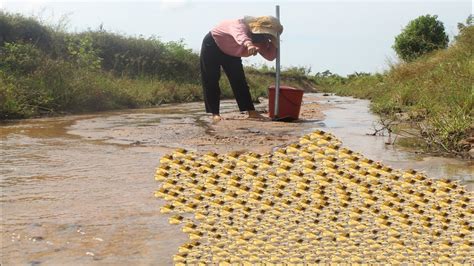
left=65, top=35, right=102, bottom=70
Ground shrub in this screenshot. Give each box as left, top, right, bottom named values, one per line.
left=0, top=11, right=52, bottom=51
left=0, top=42, right=43, bottom=75
left=393, top=14, right=449, bottom=62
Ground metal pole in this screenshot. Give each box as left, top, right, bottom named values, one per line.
left=274, top=5, right=281, bottom=119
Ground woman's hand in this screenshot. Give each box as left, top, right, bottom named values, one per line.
left=246, top=44, right=259, bottom=56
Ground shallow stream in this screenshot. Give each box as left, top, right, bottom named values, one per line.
left=310, top=95, right=473, bottom=185
left=1, top=94, right=472, bottom=265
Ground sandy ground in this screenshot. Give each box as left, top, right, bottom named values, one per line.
left=185, top=94, right=329, bottom=154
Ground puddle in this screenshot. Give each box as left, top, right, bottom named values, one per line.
left=1, top=93, right=472, bottom=265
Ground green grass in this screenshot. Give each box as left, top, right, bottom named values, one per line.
left=0, top=50, right=314, bottom=120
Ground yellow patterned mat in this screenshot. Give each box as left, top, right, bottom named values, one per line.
left=155, top=130, right=473, bottom=264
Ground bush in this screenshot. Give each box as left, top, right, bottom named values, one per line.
left=0, top=73, right=28, bottom=119
left=79, top=31, right=200, bottom=82
left=65, top=35, right=102, bottom=71
left=0, top=12, right=52, bottom=51
left=393, top=14, right=449, bottom=62
left=0, top=42, right=44, bottom=75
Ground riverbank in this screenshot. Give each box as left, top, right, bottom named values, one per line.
left=316, top=25, right=473, bottom=157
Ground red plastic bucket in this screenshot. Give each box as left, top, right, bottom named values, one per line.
left=268, top=85, right=304, bottom=121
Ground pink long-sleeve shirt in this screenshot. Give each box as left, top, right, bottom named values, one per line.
left=210, top=19, right=277, bottom=61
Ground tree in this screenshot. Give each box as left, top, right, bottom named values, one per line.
left=393, top=15, right=449, bottom=62
left=457, top=14, right=473, bottom=32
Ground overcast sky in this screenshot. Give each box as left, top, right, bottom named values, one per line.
left=2, top=0, right=472, bottom=75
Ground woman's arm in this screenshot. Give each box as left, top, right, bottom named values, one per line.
left=229, top=20, right=253, bottom=47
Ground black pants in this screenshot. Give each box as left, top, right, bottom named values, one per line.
left=200, top=32, right=255, bottom=114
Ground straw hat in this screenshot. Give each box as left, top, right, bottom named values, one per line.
left=244, top=16, right=283, bottom=46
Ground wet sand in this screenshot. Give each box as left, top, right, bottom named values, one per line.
left=67, top=95, right=328, bottom=154
left=185, top=102, right=327, bottom=154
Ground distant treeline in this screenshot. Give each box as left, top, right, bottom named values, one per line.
left=0, top=12, right=200, bottom=81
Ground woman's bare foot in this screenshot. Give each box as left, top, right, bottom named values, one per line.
left=247, top=110, right=269, bottom=121
left=212, top=114, right=224, bottom=122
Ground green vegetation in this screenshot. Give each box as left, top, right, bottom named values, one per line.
left=393, top=15, right=449, bottom=62
left=317, top=16, right=473, bottom=156
left=0, top=12, right=313, bottom=119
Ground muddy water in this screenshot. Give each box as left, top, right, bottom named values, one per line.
left=1, top=116, right=186, bottom=265
left=1, top=97, right=325, bottom=266
left=1, top=94, right=472, bottom=265
left=311, top=94, right=473, bottom=189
